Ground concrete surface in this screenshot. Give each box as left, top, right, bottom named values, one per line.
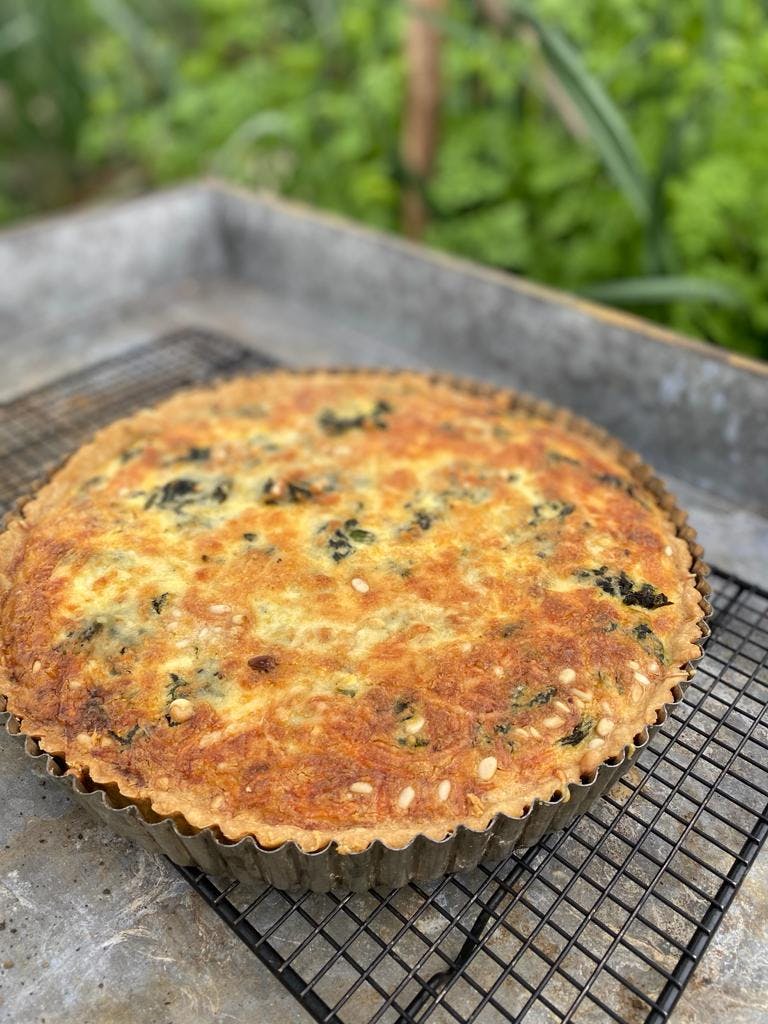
left=0, top=185, right=767, bottom=1024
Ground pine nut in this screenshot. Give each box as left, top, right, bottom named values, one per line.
left=398, top=785, right=416, bottom=810
left=543, top=716, right=564, bottom=729
left=169, top=697, right=194, bottom=723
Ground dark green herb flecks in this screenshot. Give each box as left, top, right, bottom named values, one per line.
left=500, top=622, right=521, bottom=638
left=397, top=734, right=429, bottom=749
left=329, top=529, right=353, bottom=561
left=528, top=500, right=575, bottom=526
left=242, top=532, right=257, bottom=542
left=181, top=446, right=211, bottom=461
left=152, top=592, right=170, bottom=614
left=632, top=623, right=666, bottom=662
left=474, top=721, right=515, bottom=751
left=119, top=447, right=142, bottom=463
left=75, top=620, right=104, bottom=645
left=144, top=476, right=232, bottom=512
left=578, top=566, right=672, bottom=609
left=108, top=723, right=141, bottom=746
left=558, top=716, right=594, bottom=747
left=210, top=479, right=232, bottom=503
left=318, top=399, right=392, bottom=435
left=548, top=451, right=581, bottom=466
left=594, top=473, right=645, bottom=504
left=414, top=510, right=431, bottom=530
left=349, top=527, right=375, bottom=544
left=145, top=478, right=199, bottom=510
left=511, top=685, right=557, bottom=710
left=262, top=477, right=315, bottom=504
left=167, top=672, right=190, bottom=701
left=394, top=698, right=415, bottom=720
left=58, top=617, right=143, bottom=672
left=336, top=686, right=358, bottom=697
left=328, top=518, right=376, bottom=561
left=494, top=722, right=516, bottom=751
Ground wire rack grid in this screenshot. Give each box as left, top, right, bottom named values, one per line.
left=1, top=329, right=766, bottom=1024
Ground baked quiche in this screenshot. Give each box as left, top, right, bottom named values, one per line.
left=0, top=370, right=704, bottom=853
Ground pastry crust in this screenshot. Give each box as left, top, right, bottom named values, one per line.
left=0, top=370, right=705, bottom=853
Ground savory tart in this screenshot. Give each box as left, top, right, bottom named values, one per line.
left=0, top=370, right=704, bottom=853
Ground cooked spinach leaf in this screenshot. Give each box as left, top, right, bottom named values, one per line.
left=211, top=479, right=232, bottom=503
left=548, top=451, right=581, bottom=466
left=594, top=472, right=645, bottom=503
left=578, top=566, right=671, bottom=610
left=262, top=477, right=316, bottom=504
left=328, top=518, right=376, bottom=561
left=394, top=698, right=415, bottom=720
left=144, top=476, right=232, bottom=512
left=167, top=672, right=190, bottom=701
left=145, top=478, right=199, bottom=510
left=318, top=399, right=392, bottom=435
left=511, top=685, right=556, bottom=710
left=528, top=500, right=575, bottom=526
left=108, top=723, right=141, bottom=747
left=181, top=446, right=211, bottom=461
left=632, top=622, right=666, bottom=662
left=558, top=716, right=594, bottom=747
left=349, top=527, right=375, bottom=544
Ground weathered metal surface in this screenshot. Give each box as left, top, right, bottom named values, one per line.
left=0, top=183, right=766, bottom=1023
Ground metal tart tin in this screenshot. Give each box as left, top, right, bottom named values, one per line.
left=0, top=371, right=712, bottom=892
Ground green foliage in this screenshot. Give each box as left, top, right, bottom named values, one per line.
left=0, top=0, right=766, bottom=357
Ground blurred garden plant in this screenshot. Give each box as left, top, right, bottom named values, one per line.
left=1, top=0, right=765, bottom=357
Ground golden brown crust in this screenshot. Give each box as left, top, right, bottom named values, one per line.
left=0, top=370, right=705, bottom=853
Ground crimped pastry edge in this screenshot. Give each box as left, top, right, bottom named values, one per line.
left=0, top=367, right=711, bottom=885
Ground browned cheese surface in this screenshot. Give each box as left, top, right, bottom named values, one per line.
left=0, top=371, right=703, bottom=851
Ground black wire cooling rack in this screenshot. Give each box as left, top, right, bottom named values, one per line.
left=2, top=329, right=766, bottom=1024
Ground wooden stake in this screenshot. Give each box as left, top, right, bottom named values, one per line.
left=400, top=0, right=445, bottom=239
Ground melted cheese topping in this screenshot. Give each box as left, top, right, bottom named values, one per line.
left=0, top=371, right=704, bottom=852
